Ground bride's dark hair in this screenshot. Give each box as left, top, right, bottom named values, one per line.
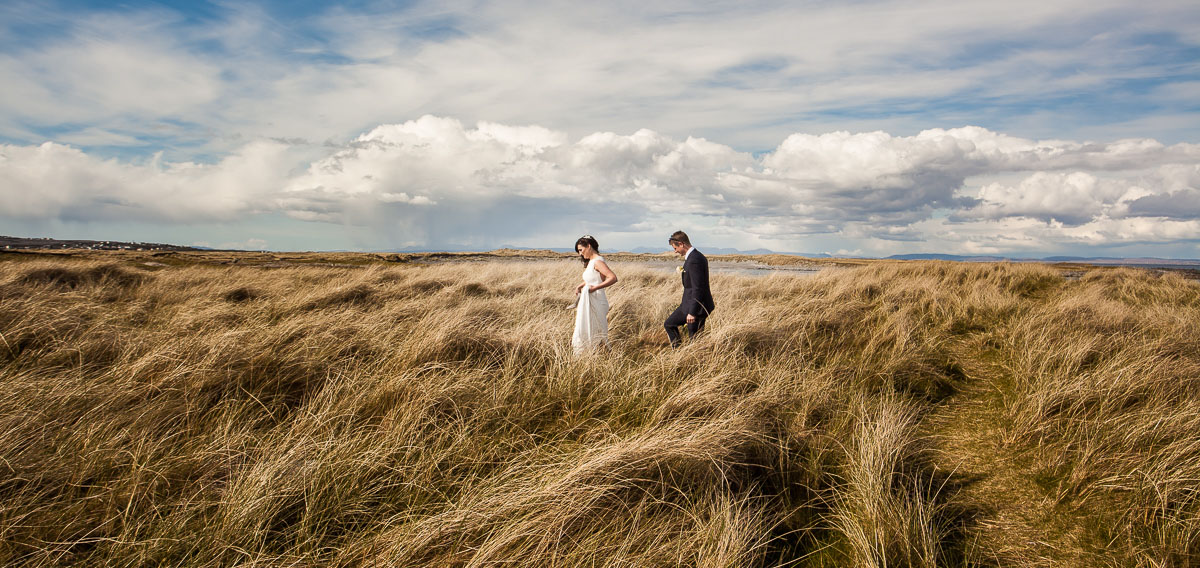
left=574, top=235, right=599, bottom=265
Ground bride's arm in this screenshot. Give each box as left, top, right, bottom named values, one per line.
left=588, top=260, right=618, bottom=292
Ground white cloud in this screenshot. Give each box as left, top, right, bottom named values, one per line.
left=744, top=127, right=1200, bottom=241
left=2, top=0, right=1198, bottom=256
left=0, top=16, right=221, bottom=128
left=0, top=140, right=295, bottom=222
left=285, top=116, right=566, bottom=203
left=907, top=214, right=1200, bottom=256
left=969, top=172, right=1141, bottom=225
left=5, top=0, right=1198, bottom=157
left=279, top=116, right=756, bottom=223
left=3, top=118, right=1199, bottom=253
left=1125, top=164, right=1200, bottom=219
left=218, top=237, right=269, bottom=251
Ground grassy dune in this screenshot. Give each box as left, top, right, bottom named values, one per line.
left=0, top=254, right=1197, bottom=566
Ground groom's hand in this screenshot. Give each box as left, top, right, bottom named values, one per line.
left=686, top=314, right=695, bottom=324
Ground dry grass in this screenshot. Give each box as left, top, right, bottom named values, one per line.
left=0, top=253, right=1197, bottom=566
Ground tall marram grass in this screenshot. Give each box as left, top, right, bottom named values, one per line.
left=1, top=256, right=1198, bottom=566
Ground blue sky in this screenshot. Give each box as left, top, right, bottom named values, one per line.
left=2, top=0, right=1200, bottom=256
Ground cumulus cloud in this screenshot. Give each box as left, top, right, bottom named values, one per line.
left=0, top=140, right=295, bottom=223
left=2, top=117, right=1199, bottom=252
left=278, top=116, right=753, bottom=239
left=743, top=127, right=1200, bottom=239
left=966, top=172, right=1147, bottom=225
left=1121, top=165, right=1200, bottom=219
left=1127, top=190, right=1200, bottom=219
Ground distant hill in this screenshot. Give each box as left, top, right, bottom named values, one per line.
left=887, top=253, right=1008, bottom=262
left=1, top=236, right=205, bottom=252
left=627, top=246, right=830, bottom=257
left=5, top=236, right=1197, bottom=268
left=1038, top=256, right=1200, bottom=265
left=393, top=245, right=831, bottom=256
left=887, top=253, right=1200, bottom=268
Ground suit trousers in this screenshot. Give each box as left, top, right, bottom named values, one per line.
left=664, top=304, right=706, bottom=347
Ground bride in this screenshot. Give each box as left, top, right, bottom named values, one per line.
left=572, top=235, right=618, bottom=354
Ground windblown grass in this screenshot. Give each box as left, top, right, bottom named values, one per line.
left=0, top=255, right=1197, bottom=566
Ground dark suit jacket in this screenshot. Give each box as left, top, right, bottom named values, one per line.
left=681, top=249, right=715, bottom=318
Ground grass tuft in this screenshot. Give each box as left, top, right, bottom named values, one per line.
left=1, top=256, right=1197, bottom=566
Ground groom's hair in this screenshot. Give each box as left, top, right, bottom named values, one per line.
left=669, top=231, right=691, bottom=246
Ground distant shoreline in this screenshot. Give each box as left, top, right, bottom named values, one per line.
left=3, top=244, right=1199, bottom=280
left=4, top=234, right=1200, bottom=275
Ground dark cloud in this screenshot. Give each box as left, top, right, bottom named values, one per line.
left=1127, top=190, right=1200, bottom=220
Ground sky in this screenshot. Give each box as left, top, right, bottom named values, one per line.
left=2, top=0, right=1200, bottom=257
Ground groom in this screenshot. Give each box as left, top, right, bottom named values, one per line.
left=665, top=230, right=715, bottom=347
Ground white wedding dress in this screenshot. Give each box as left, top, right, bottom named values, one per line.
left=572, top=256, right=609, bottom=354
